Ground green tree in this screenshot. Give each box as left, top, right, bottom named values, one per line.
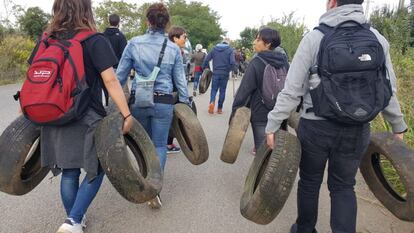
left=1, top=0, right=25, bottom=30
left=94, top=0, right=143, bottom=39
left=266, top=13, right=307, bottom=60
left=239, top=27, right=258, bottom=49
left=370, top=7, right=411, bottom=54
left=167, top=0, right=223, bottom=49
left=18, top=7, right=50, bottom=39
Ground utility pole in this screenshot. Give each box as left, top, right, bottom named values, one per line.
left=399, top=0, right=405, bottom=10
left=365, top=0, right=371, bottom=18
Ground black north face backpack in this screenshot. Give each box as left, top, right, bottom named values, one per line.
left=308, top=20, right=392, bottom=125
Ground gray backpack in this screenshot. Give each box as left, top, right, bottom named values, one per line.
left=256, top=55, right=288, bottom=110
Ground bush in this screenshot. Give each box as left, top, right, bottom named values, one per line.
left=0, top=35, right=34, bottom=84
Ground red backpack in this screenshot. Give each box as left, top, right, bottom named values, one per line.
left=15, top=30, right=97, bottom=125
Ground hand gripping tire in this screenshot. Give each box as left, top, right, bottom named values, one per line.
left=95, top=113, right=162, bottom=203
left=220, top=107, right=251, bottom=164
left=240, top=130, right=301, bottom=225
left=199, top=69, right=212, bottom=94
left=172, top=103, right=208, bottom=165
left=0, top=116, right=49, bottom=195
left=360, top=132, right=414, bottom=222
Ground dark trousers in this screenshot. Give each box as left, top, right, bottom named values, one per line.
left=167, top=136, right=174, bottom=145
left=296, top=119, right=370, bottom=233
left=252, top=120, right=287, bottom=150
left=251, top=121, right=267, bottom=150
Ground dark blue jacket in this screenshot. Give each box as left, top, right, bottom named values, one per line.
left=202, top=43, right=235, bottom=76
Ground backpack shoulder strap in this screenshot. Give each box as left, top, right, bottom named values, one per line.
left=314, top=23, right=333, bottom=35
left=156, top=38, right=168, bottom=67
left=72, top=30, right=100, bottom=42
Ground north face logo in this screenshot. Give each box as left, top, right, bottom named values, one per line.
left=358, top=54, right=372, bottom=62
left=354, top=108, right=368, bottom=117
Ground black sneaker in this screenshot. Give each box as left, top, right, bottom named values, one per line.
left=290, top=223, right=318, bottom=233
left=167, top=144, right=181, bottom=154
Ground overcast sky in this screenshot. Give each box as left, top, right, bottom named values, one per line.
left=1, top=0, right=405, bottom=39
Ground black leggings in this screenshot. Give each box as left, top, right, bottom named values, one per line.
left=251, top=120, right=287, bottom=150
left=167, top=135, right=174, bottom=145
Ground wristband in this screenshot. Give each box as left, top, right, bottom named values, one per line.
left=122, top=113, right=132, bottom=120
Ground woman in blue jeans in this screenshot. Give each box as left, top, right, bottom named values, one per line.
left=116, top=3, right=189, bottom=209
left=37, top=1, right=133, bottom=233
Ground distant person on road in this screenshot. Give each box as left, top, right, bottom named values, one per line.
left=232, top=27, right=289, bottom=155
left=264, top=0, right=408, bottom=232
left=116, top=3, right=189, bottom=209
left=191, top=43, right=206, bottom=96
left=202, top=38, right=235, bottom=114
left=103, top=14, right=127, bottom=69
left=234, top=48, right=244, bottom=78
left=38, top=0, right=132, bottom=232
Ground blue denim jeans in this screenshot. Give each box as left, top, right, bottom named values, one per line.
left=130, top=103, right=174, bottom=170
left=210, top=74, right=229, bottom=109
left=193, top=71, right=202, bottom=91
left=60, top=169, right=105, bottom=223
left=295, top=119, right=370, bottom=233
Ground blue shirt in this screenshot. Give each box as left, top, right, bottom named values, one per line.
left=116, top=29, right=189, bottom=104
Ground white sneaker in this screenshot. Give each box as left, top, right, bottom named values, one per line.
left=56, top=218, right=83, bottom=233
left=147, top=195, right=162, bottom=209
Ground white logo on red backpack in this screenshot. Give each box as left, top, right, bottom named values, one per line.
left=33, top=70, right=52, bottom=78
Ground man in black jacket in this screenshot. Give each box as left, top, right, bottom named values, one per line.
left=103, top=14, right=127, bottom=69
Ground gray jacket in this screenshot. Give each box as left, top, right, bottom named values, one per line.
left=265, top=4, right=408, bottom=134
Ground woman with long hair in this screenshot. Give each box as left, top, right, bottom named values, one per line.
left=116, top=3, right=189, bottom=209
left=37, top=1, right=133, bottom=232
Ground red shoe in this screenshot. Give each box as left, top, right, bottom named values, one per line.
left=217, top=109, right=223, bottom=114
left=208, top=103, right=215, bottom=114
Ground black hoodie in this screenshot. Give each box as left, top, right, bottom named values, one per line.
left=103, top=27, right=127, bottom=68
left=232, top=50, right=289, bottom=123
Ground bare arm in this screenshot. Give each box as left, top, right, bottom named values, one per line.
left=101, top=68, right=133, bottom=134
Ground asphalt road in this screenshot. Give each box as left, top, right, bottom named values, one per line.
left=0, top=80, right=413, bottom=233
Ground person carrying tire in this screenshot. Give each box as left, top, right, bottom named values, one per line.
left=231, top=27, right=289, bottom=155
left=166, top=26, right=189, bottom=154
left=264, top=1, right=408, bottom=233
left=27, top=1, right=133, bottom=232
left=116, top=3, right=189, bottom=209
left=202, top=38, right=236, bottom=114
left=191, top=44, right=206, bottom=96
